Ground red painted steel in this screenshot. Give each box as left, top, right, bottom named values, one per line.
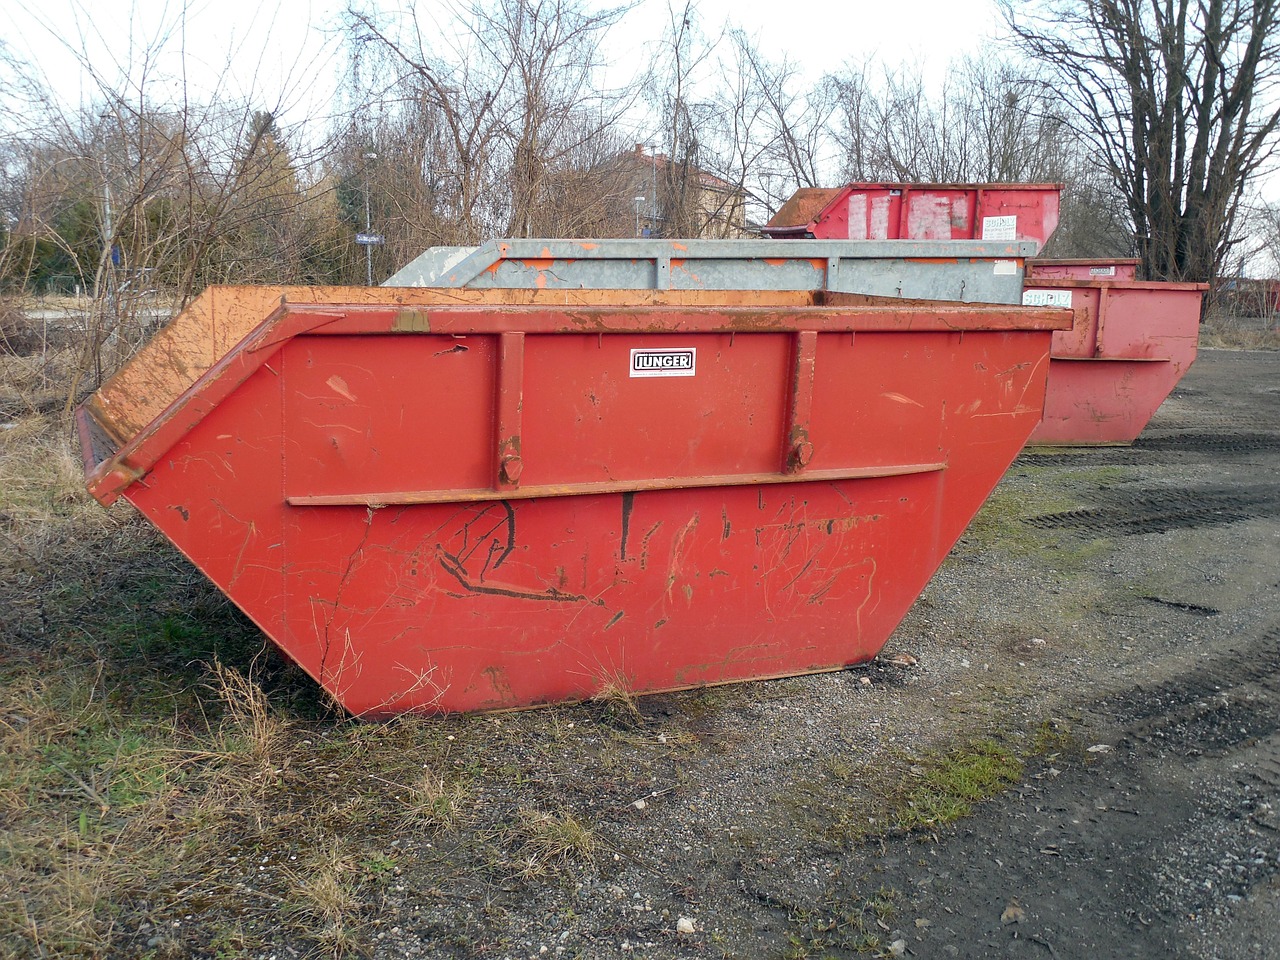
left=78, top=288, right=1068, bottom=716
left=1022, top=264, right=1207, bottom=444
left=1027, top=258, right=1139, bottom=281
left=763, top=183, right=1061, bottom=250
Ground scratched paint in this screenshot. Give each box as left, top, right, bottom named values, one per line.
left=79, top=289, right=1064, bottom=715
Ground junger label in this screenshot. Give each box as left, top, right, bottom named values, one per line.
left=630, top=348, right=696, bottom=378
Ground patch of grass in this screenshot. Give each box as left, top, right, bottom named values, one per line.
left=405, top=768, right=473, bottom=832
left=285, top=841, right=366, bottom=959
left=589, top=671, right=644, bottom=728
left=958, top=482, right=1080, bottom=556
left=207, top=658, right=283, bottom=763
left=894, top=739, right=1023, bottom=833
left=1200, top=317, right=1280, bottom=351
left=783, top=887, right=899, bottom=958
left=510, top=808, right=597, bottom=878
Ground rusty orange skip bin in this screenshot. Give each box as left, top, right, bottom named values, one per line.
left=77, top=287, right=1069, bottom=716
left=1024, top=261, right=1207, bottom=445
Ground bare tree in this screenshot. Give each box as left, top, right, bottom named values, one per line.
left=343, top=0, right=633, bottom=249
left=1003, top=0, right=1280, bottom=283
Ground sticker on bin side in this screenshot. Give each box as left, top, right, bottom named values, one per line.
left=992, top=260, right=1018, bottom=276
left=1089, top=266, right=1117, bottom=276
left=1022, top=289, right=1073, bottom=308
left=981, top=215, right=1018, bottom=241
left=630, top=347, right=696, bottom=378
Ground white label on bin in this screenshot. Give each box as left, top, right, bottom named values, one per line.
left=1022, top=289, right=1073, bottom=308
left=630, top=347, right=696, bottom=378
left=1089, top=266, right=1116, bottom=276
left=993, top=260, right=1018, bottom=275
left=981, top=215, right=1018, bottom=241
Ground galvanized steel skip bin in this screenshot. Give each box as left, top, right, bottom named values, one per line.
left=1023, top=260, right=1207, bottom=445
left=386, top=238, right=1039, bottom=304
left=78, top=287, right=1068, bottom=716
left=762, top=183, right=1062, bottom=251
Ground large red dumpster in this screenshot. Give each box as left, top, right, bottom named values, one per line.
left=78, top=287, right=1068, bottom=716
left=1022, top=262, right=1207, bottom=445
left=763, top=183, right=1061, bottom=251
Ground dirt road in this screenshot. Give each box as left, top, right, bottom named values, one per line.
left=8, top=345, right=1276, bottom=960
left=306, top=348, right=1278, bottom=960
left=865, top=347, right=1280, bottom=959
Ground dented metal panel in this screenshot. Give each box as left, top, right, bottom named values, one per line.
left=79, top=287, right=1069, bottom=715
left=384, top=238, right=1038, bottom=304
left=1021, top=265, right=1207, bottom=444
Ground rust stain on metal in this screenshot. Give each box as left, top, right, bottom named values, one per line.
left=766, top=187, right=844, bottom=230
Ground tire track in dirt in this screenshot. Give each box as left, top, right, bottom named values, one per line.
left=1022, top=484, right=1280, bottom=535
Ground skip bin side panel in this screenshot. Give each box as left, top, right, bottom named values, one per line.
left=263, top=322, right=1053, bottom=715
left=1031, top=359, right=1181, bottom=445
left=121, top=362, right=288, bottom=649
left=277, top=479, right=946, bottom=715
left=1093, top=286, right=1202, bottom=362
left=281, top=335, right=498, bottom=499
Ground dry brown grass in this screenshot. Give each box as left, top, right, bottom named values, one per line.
left=286, top=841, right=365, bottom=958
left=590, top=670, right=644, bottom=727
left=510, top=808, right=598, bottom=879
left=1201, top=314, right=1280, bottom=350
left=207, top=658, right=285, bottom=763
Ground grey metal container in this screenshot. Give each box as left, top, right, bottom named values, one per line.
left=385, top=238, right=1038, bottom=304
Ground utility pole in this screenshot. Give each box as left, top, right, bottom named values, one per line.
left=363, top=151, right=377, bottom=286
left=649, top=144, right=657, bottom=238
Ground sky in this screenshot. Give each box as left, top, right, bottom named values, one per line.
left=1, top=0, right=1003, bottom=137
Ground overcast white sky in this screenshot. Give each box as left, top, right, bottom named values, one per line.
left=1, top=0, right=1002, bottom=137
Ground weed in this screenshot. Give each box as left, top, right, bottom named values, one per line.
left=405, top=769, right=472, bottom=832
left=286, top=841, right=365, bottom=958
left=590, top=672, right=643, bottom=728
left=511, top=808, right=597, bottom=878
left=206, top=658, right=283, bottom=762
left=783, top=887, right=898, bottom=957
left=895, top=739, right=1023, bottom=832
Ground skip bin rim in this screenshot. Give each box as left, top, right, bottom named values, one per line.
left=80, top=289, right=1072, bottom=509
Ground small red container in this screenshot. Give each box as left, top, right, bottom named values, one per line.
left=1026, top=258, right=1139, bottom=281
left=78, top=286, right=1067, bottom=715
left=1023, top=262, right=1207, bottom=445
left=763, top=183, right=1061, bottom=251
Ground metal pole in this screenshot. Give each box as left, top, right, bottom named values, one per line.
left=100, top=177, right=114, bottom=299
left=650, top=145, right=657, bottom=237
left=362, top=151, right=377, bottom=286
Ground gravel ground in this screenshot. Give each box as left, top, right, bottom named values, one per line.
left=12, top=344, right=1274, bottom=960
left=352, top=347, right=1280, bottom=960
